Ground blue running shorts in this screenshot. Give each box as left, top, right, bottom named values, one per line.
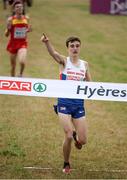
left=56, top=104, right=85, bottom=119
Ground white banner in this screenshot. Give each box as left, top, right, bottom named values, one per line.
left=0, top=76, right=127, bottom=102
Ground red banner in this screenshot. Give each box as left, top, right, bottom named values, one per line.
left=90, top=0, right=127, bottom=15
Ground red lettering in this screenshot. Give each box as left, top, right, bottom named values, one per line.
left=67, top=76, right=81, bottom=81
left=67, top=71, right=75, bottom=75
left=76, top=72, right=84, bottom=76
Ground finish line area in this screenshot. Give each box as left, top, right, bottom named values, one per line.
left=0, top=76, right=127, bottom=102
left=1, top=165, right=127, bottom=173
left=23, top=166, right=127, bottom=173
left=0, top=76, right=126, bottom=178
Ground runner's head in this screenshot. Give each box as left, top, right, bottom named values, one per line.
left=66, top=36, right=81, bottom=57
left=13, top=0, right=23, bottom=15
left=66, top=37, right=81, bottom=48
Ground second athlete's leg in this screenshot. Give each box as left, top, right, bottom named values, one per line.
left=10, top=53, right=17, bottom=77
left=17, top=48, right=27, bottom=77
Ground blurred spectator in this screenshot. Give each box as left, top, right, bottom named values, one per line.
left=3, top=0, right=9, bottom=10
left=3, top=0, right=33, bottom=14
left=26, top=0, right=33, bottom=7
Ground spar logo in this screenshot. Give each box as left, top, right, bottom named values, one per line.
left=0, top=80, right=31, bottom=91
left=33, top=83, right=46, bottom=92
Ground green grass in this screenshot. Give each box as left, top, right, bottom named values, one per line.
left=0, top=0, right=127, bottom=178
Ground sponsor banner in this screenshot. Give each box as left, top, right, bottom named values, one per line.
left=0, top=76, right=127, bottom=102
left=90, top=0, right=127, bottom=15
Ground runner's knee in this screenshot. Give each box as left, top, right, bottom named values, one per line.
left=64, top=129, right=73, bottom=140
left=78, top=136, right=87, bottom=145
left=20, top=61, right=25, bottom=66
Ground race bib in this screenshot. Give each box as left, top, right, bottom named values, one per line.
left=14, top=27, right=27, bottom=38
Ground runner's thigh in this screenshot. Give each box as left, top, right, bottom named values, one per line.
left=18, top=48, right=27, bottom=63
left=58, top=113, right=73, bottom=134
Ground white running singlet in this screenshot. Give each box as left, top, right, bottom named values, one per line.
left=58, top=57, right=88, bottom=105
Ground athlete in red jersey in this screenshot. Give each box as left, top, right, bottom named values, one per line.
left=5, top=0, right=32, bottom=77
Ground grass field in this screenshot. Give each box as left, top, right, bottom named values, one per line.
left=0, top=0, right=127, bottom=179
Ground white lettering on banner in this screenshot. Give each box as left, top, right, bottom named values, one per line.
left=0, top=80, right=31, bottom=91
left=0, top=76, right=126, bottom=102
left=110, top=0, right=127, bottom=14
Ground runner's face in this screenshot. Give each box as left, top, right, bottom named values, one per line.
left=14, top=4, right=23, bottom=14
left=68, top=41, right=81, bottom=57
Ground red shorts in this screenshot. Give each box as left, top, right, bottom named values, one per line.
left=7, top=41, right=28, bottom=54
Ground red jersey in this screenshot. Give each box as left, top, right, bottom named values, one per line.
left=7, top=15, right=29, bottom=53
